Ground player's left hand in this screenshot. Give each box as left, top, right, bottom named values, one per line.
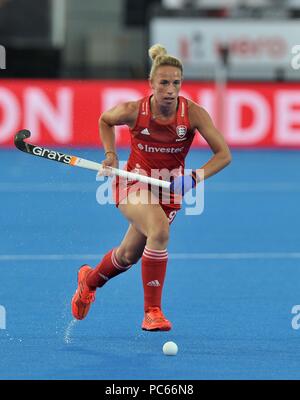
left=169, top=171, right=198, bottom=195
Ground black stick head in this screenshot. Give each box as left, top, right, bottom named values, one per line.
left=14, top=129, right=31, bottom=146
left=14, top=129, right=32, bottom=152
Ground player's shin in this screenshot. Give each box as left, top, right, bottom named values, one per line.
left=142, top=247, right=168, bottom=311
left=86, top=248, right=132, bottom=289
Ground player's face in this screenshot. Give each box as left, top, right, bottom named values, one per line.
left=150, top=66, right=182, bottom=107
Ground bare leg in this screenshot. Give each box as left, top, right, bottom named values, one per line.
left=115, top=224, right=147, bottom=266
left=118, top=190, right=170, bottom=250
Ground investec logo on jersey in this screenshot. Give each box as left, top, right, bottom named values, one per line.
left=32, top=146, right=72, bottom=164
left=137, top=143, right=184, bottom=154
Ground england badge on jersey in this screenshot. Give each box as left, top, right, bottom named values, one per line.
left=176, top=125, right=187, bottom=139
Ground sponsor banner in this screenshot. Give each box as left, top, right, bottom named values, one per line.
left=0, top=80, right=300, bottom=148
left=150, top=18, right=300, bottom=70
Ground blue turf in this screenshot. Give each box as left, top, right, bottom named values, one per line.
left=1, top=148, right=300, bottom=379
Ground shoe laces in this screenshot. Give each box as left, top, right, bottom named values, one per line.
left=85, top=291, right=95, bottom=303
left=80, top=284, right=96, bottom=303
left=147, top=307, right=165, bottom=321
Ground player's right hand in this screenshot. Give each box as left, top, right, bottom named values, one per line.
left=98, top=153, right=119, bottom=177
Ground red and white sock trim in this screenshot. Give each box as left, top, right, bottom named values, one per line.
left=111, top=248, right=132, bottom=271
left=143, top=247, right=168, bottom=260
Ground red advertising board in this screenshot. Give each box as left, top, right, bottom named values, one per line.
left=0, top=80, right=300, bottom=148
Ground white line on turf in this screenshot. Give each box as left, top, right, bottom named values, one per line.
left=0, top=183, right=96, bottom=192
left=0, top=182, right=300, bottom=193
left=1, top=253, right=300, bottom=261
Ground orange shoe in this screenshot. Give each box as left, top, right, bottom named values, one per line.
left=71, top=265, right=96, bottom=320
left=142, top=306, right=172, bottom=331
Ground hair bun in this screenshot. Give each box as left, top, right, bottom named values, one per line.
left=148, top=44, right=167, bottom=61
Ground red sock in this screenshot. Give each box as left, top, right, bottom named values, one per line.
left=86, top=248, right=131, bottom=289
left=142, top=246, right=168, bottom=311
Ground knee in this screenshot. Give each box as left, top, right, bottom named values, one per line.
left=116, top=248, right=141, bottom=266
left=148, top=222, right=169, bottom=246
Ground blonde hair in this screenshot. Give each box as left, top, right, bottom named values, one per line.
left=148, top=44, right=183, bottom=80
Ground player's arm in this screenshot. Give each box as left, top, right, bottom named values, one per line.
left=189, top=102, right=232, bottom=182
left=99, top=101, right=139, bottom=170
left=170, top=102, right=231, bottom=195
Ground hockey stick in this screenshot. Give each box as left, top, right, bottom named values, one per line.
left=14, top=130, right=171, bottom=189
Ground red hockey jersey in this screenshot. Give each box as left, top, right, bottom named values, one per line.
left=115, top=95, right=196, bottom=209
left=128, top=95, right=195, bottom=176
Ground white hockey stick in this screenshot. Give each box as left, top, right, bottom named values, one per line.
left=14, top=129, right=171, bottom=189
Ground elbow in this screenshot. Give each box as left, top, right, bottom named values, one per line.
left=99, top=115, right=104, bottom=127
left=224, top=152, right=232, bottom=166
left=99, top=112, right=108, bottom=125
left=219, top=150, right=232, bottom=168
left=99, top=115, right=109, bottom=132
left=99, top=114, right=113, bottom=129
